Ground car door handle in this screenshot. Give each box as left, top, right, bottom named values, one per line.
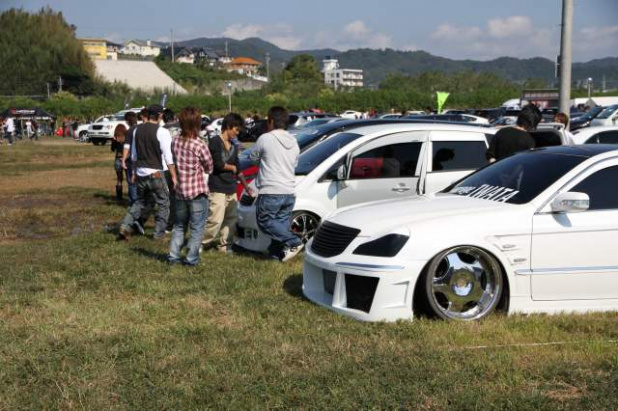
left=391, top=186, right=411, bottom=193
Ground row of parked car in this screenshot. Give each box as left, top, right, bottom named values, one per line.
left=230, top=116, right=618, bottom=323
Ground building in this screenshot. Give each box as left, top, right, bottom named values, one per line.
left=106, top=41, right=122, bottom=61
left=79, top=38, right=108, bottom=60
left=121, top=40, right=162, bottom=58
left=225, top=57, right=262, bottom=77
left=322, top=57, right=363, bottom=89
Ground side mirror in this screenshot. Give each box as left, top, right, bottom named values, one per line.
left=551, top=192, right=589, bottom=213
left=336, top=164, right=347, bottom=181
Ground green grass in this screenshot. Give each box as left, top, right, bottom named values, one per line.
left=1, top=139, right=617, bottom=409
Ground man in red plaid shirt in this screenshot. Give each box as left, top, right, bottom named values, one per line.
left=168, top=107, right=214, bottom=266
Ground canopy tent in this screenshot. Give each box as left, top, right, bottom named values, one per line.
left=0, top=107, right=56, bottom=120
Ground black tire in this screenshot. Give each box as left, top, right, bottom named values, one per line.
left=290, top=211, right=320, bottom=244
left=79, top=131, right=89, bottom=142
left=422, top=246, right=503, bottom=321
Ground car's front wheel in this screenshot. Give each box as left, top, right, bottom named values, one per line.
left=290, top=211, right=320, bottom=244
left=423, top=246, right=503, bottom=321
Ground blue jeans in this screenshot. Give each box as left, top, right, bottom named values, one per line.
left=256, top=194, right=302, bottom=258
left=120, top=172, right=170, bottom=238
left=126, top=165, right=138, bottom=205
left=169, top=194, right=209, bottom=265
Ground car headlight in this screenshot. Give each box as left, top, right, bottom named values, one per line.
left=107, top=125, right=114, bottom=130
left=353, top=234, right=409, bottom=257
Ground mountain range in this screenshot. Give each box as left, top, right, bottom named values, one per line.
left=179, top=37, right=618, bottom=88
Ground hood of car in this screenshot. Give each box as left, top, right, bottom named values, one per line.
left=327, top=193, right=512, bottom=236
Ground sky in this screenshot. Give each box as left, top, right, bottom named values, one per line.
left=3, top=0, right=617, bottom=62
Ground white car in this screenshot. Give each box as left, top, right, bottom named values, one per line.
left=591, top=104, right=618, bottom=127
left=340, top=110, right=363, bottom=120
left=235, top=123, right=497, bottom=253
left=303, top=145, right=618, bottom=322
left=206, top=117, right=223, bottom=137
left=572, top=126, right=618, bottom=145
left=87, top=108, right=143, bottom=145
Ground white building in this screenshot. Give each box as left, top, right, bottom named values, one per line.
left=322, top=58, right=363, bottom=89
left=121, top=40, right=161, bottom=57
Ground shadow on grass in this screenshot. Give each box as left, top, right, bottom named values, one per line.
left=93, top=192, right=129, bottom=207
left=283, top=273, right=305, bottom=300
left=131, top=247, right=169, bottom=262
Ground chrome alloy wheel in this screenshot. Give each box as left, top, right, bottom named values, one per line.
left=290, top=212, right=320, bottom=244
left=425, top=246, right=503, bottom=320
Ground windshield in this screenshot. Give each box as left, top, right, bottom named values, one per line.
left=597, top=106, right=618, bottom=119
left=300, top=119, right=332, bottom=128
left=295, top=132, right=363, bottom=175
left=576, top=106, right=604, bottom=121
left=445, top=151, right=586, bottom=204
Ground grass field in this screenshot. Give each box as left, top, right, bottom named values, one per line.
left=1, top=137, right=617, bottom=409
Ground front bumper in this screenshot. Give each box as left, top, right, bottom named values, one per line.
left=235, top=202, right=270, bottom=253
left=302, top=243, right=426, bottom=322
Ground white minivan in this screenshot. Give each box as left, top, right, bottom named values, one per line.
left=235, top=123, right=496, bottom=253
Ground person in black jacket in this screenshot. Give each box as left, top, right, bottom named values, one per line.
left=487, top=104, right=542, bottom=162
left=202, top=113, right=254, bottom=253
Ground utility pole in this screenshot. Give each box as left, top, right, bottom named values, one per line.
left=226, top=81, right=232, bottom=112
left=558, top=0, right=573, bottom=114
left=171, top=28, right=175, bottom=63
left=46, top=82, right=51, bottom=98
left=265, top=52, right=270, bottom=81
left=58, top=76, right=63, bottom=92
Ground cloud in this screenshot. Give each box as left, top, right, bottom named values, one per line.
left=431, top=23, right=482, bottom=42
left=220, top=23, right=303, bottom=50
left=487, top=16, right=533, bottom=38
left=222, top=24, right=263, bottom=40
left=574, top=25, right=618, bottom=60
left=312, top=20, right=392, bottom=50
left=428, top=16, right=557, bottom=60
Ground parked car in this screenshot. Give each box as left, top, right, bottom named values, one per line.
left=570, top=106, right=604, bottom=131
left=407, top=114, right=489, bottom=125
left=303, top=145, right=618, bottom=322
left=235, top=123, right=498, bottom=253
left=87, top=109, right=142, bottom=145
left=572, top=125, right=618, bottom=145
left=340, top=110, right=363, bottom=119
left=591, top=105, right=618, bottom=127
left=288, top=112, right=339, bottom=131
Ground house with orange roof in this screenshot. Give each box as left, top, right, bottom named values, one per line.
left=225, top=57, right=262, bottom=77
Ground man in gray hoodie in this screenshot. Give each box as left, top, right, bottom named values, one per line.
left=250, top=106, right=303, bottom=262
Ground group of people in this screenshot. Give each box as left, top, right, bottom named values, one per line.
left=1, top=117, right=40, bottom=145
left=487, top=104, right=575, bottom=161
left=115, top=104, right=303, bottom=266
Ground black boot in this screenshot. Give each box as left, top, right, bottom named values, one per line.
left=116, top=185, right=123, bottom=203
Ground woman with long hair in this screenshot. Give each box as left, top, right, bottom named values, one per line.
left=168, top=108, right=214, bottom=266
left=112, top=123, right=127, bottom=202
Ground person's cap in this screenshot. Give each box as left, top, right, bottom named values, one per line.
left=147, top=104, right=164, bottom=116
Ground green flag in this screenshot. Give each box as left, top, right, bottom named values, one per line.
left=436, top=92, right=450, bottom=114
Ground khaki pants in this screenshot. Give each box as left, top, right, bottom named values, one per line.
left=202, top=192, right=237, bottom=252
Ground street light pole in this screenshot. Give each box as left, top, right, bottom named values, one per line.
left=558, top=0, right=573, bottom=114
left=587, top=77, right=593, bottom=100
left=227, top=81, right=232, bottom=112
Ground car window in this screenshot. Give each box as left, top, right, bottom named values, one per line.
left=597, top=131, right=618, bottom=144
left=295, top=132, right=362, bottom=176
left=349, top=142, right=421, bottom=179
left=571, top=165, right=618, bottom=210
left=446, top=152, right=585, bottom=204
left=432, top=141, right=488, bottom=172
left=531, top=130, right=562, bottom=148
left=597, top=106, right=617, bottom=119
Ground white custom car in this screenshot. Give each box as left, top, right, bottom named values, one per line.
left=571, top=125, right=618, bottom=145
left=303, top=145, right=618, bottom=322
left=235, top=123, right=496, bottom=253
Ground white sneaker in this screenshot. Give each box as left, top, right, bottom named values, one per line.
left=280, top=243, right=304, bottom=262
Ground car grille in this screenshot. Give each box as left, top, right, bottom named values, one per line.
left=311, top=221, right=360, bottom=258
left=345, top=274, right=379, bottom=313
left=239, top=194, right=255, bottom=206
left=92, top=125, right=103, bottom=130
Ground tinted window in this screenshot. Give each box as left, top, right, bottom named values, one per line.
left=446, top=152, right=585, bottom=204
left=349, top=142, right=421, bottom=179
left=296, top=132, right=362, bottom=176
left=597, top=106, right=617, bottom=119
left=531, top=130, right=562, bottom=148
left=597, top=131, right=618, bottom=144
left=432, top=141, right=488, bottom=171
left=571, top=166, right=618, bottom=210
